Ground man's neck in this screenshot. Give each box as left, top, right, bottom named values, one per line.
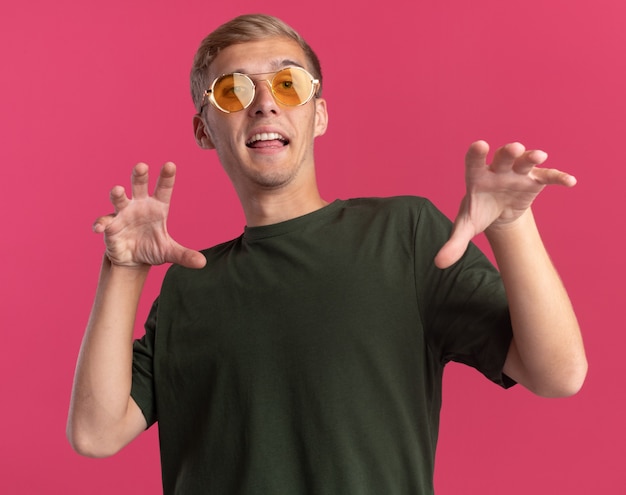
left=239, top=186, right=328, bottom=227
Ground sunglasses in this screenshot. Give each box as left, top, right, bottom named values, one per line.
left=201, top=66, right=320, bottom=113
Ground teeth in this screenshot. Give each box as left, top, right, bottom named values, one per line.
left=247, top=132, right=286, bottom=144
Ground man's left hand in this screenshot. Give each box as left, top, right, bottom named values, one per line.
left=434, top=140, right=576, bottom=269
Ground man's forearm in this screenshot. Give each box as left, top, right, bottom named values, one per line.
left=67, top=256, right=149, bottom=456
left=486, top=209, right=587, bottom=397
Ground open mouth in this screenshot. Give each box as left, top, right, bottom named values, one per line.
left=246, top=132, right=289, bottom=148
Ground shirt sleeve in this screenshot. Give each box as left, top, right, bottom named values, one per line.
left=413, top=199, right=515, bottom=388
left=130, top=298, right=159, bottom=427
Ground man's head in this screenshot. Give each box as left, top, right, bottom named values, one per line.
left=190, top=14, right=323, bottom=113
left=190, top=16, right=329, bottom=199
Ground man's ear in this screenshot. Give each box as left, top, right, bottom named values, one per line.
left=193, top=113, right=215, bottom=149
left=313, top=98, right=328, bottom=138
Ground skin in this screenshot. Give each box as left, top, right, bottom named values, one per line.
left=193, top=38, right=329, bottom=227
left=436, top=141, right=587, bottom=397
left=67, top=37, right=587, bottom=458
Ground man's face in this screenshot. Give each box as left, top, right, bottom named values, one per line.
left=194, top=37, right=328, bottom=194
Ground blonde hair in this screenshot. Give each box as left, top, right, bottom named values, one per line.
left=190, top=14, right=323, bottom=112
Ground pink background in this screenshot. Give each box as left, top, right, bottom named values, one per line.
left=1, top=0, right=624, bottom=493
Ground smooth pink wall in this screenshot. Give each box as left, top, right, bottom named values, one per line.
left=2, top=0, right=624, bottom=493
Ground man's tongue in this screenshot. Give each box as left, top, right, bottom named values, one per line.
left=250, top=139, right=284, bottom=149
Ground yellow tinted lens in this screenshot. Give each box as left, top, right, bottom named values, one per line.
left=271, top=68, right=313, bottom=106
left=212, top=73, right=254, bottom=112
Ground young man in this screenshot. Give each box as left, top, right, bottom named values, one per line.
left=67, top=14, right=587, bottom=495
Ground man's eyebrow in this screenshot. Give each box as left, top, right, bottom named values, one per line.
left=230, top=59, right=305, bottom=74
left=276, top=59, right=305, bottom=69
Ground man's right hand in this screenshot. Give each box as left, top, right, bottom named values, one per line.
left=93, top=162, right=206, bottom=269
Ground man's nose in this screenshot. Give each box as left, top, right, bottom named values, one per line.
left=247, top=79, right=279, bottom=116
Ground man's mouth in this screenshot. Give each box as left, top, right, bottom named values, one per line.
left=246, top=132, right=289, bottom=148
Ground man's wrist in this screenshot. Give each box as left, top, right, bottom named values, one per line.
left=485, top=208, right=535, bottom=238
left=104, top=255, right=151, bottom=278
